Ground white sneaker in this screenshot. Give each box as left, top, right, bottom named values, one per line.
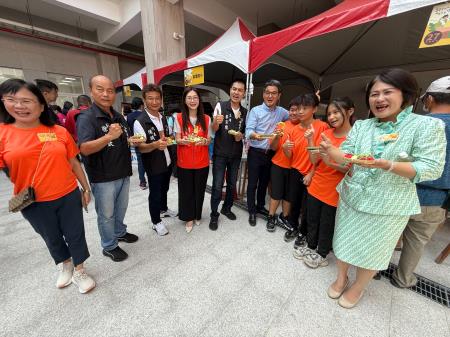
left=56, top=261, right=74, bottom=288
left=152, top=222, right=169, bottom=236
left=194, top=219, right=201, bottom=226
left=293, top=246, right=313, bottom=261
left=161, top=208, right=177, bottom=218
left=304, top=252, right=329, bottom=268
left=72, top=269, right=96, bottom=294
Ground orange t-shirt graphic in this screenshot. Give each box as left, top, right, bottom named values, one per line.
left=307, top=128, right=347, bottom=207
left=271, top=120, right=296, bottom=169
left=288, top=119, right=329, bottom=175
left=0, top=124, right=79, bottom=201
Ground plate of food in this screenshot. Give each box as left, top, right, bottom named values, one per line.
left=166, top=136, right=176, bottom=145
left=129, top=133, right=146, bottom=143
left=258, top=133, right=276, bottom=139
left=378, top=133, right=399, bottom=142
left=186, top=134, right=208, bottom=144
left=228, top=130, right=240, bottom=136
left=343, top=153, right=376, bottom=165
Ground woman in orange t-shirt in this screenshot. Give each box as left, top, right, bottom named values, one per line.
left=175, top=87, right=211, bottom=233
left=0, top=79, right=95, bottom=294
left=296, top=97, right=355, bottom=269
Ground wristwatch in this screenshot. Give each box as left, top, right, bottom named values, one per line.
left=81, top=187, right=91, bottom=194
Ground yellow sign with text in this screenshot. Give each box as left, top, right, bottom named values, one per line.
left=123, top=85, right=131, bottom=97
left=419, top=3, right=450, bottom=48
left=184, top=66, right=204, bottom=86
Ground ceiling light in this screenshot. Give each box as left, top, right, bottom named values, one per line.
left=65, top=77, right=76, bottom=80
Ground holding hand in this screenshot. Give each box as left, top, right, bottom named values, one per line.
left=214, top=114, right=224, bottom=125
left=304, top=124, right=315, bottom=140
left=282, top=139, right=294, bottom=151
left=234, top=131, right=243, bottom=142
left=156, top=138, right=168, bottom=151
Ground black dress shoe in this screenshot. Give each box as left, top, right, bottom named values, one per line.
left=117, top=232, right=139, bottom=243
left=266, top=215, right=276, bottom=232
left=102, top=246, right=128, bottom=262
left=248, top=213, right=257, bottom=226
left=293, top=233, right=306, bottom=248
left=284, top=228, right=299, bottom=242
left=256, top=207, right=269, bottom=217
left=209, top=216, right=219, bottom=231
left=221, top=208, right=237, bottom=220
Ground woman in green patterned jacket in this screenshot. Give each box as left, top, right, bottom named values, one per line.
left=320, top=68, right=446, bottom=308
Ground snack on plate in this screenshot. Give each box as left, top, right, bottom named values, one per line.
left=259, top=133, right=276, bottom=139
left=228, top=130, right=240, bottom=136
left=378, top=133, right=399, bottom=142
left=343, top=153, right=375, bottom=165
left=186, top=133, right=207, bottom=144
left=166, top=136, right=176, bottom=145
left=276, top=121, right=286, bottom=130
left=130, top=133, right=146, bottom=142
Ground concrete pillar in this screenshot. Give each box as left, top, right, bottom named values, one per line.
left=140, top=0, right=186, bottom=83
left=95, top=53, right=122, bottom=111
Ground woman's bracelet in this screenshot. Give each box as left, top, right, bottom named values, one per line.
left=81, top=187, right=91, bottom=194
left=386, top=160, right=395, bottom=173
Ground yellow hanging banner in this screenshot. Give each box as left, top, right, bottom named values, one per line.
left=184, top=66, right=205, bottom=86
left=419, top=3, right=450, bottom=48
left=123, top=85, right=131, bottom=97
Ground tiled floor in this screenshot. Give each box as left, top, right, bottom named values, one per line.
left=0, top=170, right=449, bottom=337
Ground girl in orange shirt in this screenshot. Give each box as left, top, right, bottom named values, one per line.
left=294, top=97, right=355, bottom=268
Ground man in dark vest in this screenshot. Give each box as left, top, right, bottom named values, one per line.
left=209, top=79, right=247, bottom=230
left=134, top=84, right=176, bottom=236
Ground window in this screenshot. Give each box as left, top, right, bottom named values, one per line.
left=0, top=67, right=24, bottom=84
left=47, top=73, right=84, bottom=107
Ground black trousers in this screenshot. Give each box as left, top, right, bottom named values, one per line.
left=178, top=166, right=209, bottom=221
left=21, top=188, right=90, bottom=266
left=246, top=147, right=273, bottom=214
left=306, top=193, right=337, bottom=257
left=146, top=165, right=172, bottom=225
left=287, top=169, right=308, bottom=234
left=210, top=155, right=241, bottom=215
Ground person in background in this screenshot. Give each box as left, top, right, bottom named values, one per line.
left=0, top=79, right=95, bottom=293
left=296, top=97, right=354, bottom=269
left=266, top=96, right=301, bottom=232
left=65, top=95, right=92, bottom=142
left=62, top=101, right=73, bottom=115
left=175, top=87, right=211, bottom=233
left=35, top=79, right=59, bottom=124
left=209, top=79, right=247, bottom=231
left=167, top=107, right=180, bottom=177
left=126, top=97, right=147, bottom=190
left=321, top=68, right=445, bottom=309
left=282, top=93, right=329, bottom=247
left=77, top=75, right=139, bottom=262
left=50, top=104, right=66, bottom=126
left=135, top=84, right=177, bottom=236
left=391, top=76, right=450, bottom=288
left=245, top=79, right=288, bottom=226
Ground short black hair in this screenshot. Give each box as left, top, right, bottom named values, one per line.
left=35, top=79, right=58, bottom=92
left=142, top=83, right=163, bottom=99
left=327, top=96, right=356, bottom=125
left=366, top=68, right=418, bottom=109
left=288, top=96, right=302, bottom=109
left=299, top=92, right=320, bottom=107
left=50, top=104, right=62, bottom=113
left=0, top=78, right=56, bottom=126
left=63, top=101, right=73, bottom=111
left=425, top=92, right=450, bottom=105
left=263, top=79, right=282, bottom=93
left=131, top=97, right=144, bottom=110
left=77, top=94, right=91, bottom=107
left=230, top=78, right=246, bottom=90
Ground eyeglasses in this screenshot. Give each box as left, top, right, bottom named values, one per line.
left=1, top=97, right=38, bottom=106
left=263, top=91, right=279, bottom=97
left=186, top=96, right=199, bottom=101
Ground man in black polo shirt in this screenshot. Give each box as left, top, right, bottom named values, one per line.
left=209, top=79, right=247, bottom=230
left=77, top=75, right=138, bottom=262
left=134, top=84, right=176, bottom=236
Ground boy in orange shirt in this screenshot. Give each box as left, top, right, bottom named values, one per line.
left=283, top=93, right=329, bottom=246
left=267, top=97, right=302, bottom=232
left=294, top=97, right=354, bottom=268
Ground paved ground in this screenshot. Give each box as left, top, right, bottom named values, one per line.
left=1, top=170, right=449, bottom=337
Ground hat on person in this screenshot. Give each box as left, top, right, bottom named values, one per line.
left=421, top=76, right=450, bottom=99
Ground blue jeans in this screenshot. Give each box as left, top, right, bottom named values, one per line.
left=136, top=150, right=147, bottom=184
left=91, top=177, right=129, bottom=250
left=210, top=155, right=241, bottom=215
